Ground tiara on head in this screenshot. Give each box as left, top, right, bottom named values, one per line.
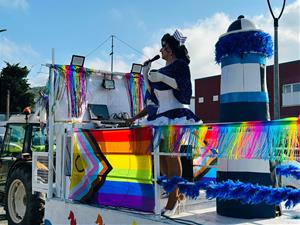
left=172, top=30, right=187, bottom=45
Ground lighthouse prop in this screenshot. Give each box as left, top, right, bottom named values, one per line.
left=215, top=15, right=276, bottom=218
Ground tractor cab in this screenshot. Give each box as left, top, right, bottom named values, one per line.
left=1, top=113, right=47, bottom=157
left=0, top=112, right=47, bottom=211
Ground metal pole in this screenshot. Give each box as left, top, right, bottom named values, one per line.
left=0, top=28, right=7, bottom=119
left=48, top=48, right=55, bottom=198
left=61, top=127, right=67, bottom=200
left=273, top=18, right=280, bottom=119
left=153, top=143, right=161, bottom=216
left=267, top=0, right=286, bottom=120
left=111, top=35, right=114, bottom=73
left=6, top=89, right=9, bottom=120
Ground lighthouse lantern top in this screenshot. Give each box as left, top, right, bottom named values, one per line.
left=221, top=15, right=261, bottom=38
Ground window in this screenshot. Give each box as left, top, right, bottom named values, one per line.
left=3, top=124, right=26, bottom=156
left=282, top=82, right=300, bottom=107
left=293, top=83, right=300, bottom=92
left=283, top=84, right=292, bottom=93
left=198, top=97, right=204, bottom=103
left=31, top=125, right=47, bottom=152
left=213, top=95, right=219, bottom=102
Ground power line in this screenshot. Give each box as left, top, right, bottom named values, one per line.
left=85, top=35, right=111, bottom=57
left=115, top=35, right=164, bottom=67
left=114, top=35, right=147, bottom=58
left=85, top=34, right=163, bottom=67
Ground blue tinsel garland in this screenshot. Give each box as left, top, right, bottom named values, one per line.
left=157, top=176, right=300, bottom=208
left=276, top=164, right=300, bottom=180
left=215, top=31, right=273, bottom=64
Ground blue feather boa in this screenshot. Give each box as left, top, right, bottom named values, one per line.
left=215, top=31, right=273, bottom=64
left=276, top=164, right=300, bottom=180
left=157, top=176, right=300, bottom=208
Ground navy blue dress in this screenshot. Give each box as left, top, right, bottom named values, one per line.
left=147, top=59, right=200, bottom=125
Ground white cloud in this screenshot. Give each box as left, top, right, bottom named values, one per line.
left=29, top=66, right=49, bottom=87
left=0, top=37, right=39, bottom=66
left=139, top=13, right=231, bottom=81
left=183, top=13, right=231, bottom=78
left=252, top=0, right=300, bottom=63
left=0, top=0, right=28, bottom=11
left=86, top=57, right=131, bottom=73
left=140, top=0, right=299, bottom=83
left=0, top=37, right=46, bottom=87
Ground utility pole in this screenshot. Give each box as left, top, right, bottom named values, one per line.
left=110, top=35, right=114, bottom=73
left=267, top=0, right=286, bottom=120
left=0, top=29, right=8, bottom=117
left=6, top=90, right=10, bottom=120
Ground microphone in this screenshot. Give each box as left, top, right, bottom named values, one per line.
left=143, top=55, right=160, bottom=66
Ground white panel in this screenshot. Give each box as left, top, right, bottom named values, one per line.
left=32, top=152, right=49, bottom=193
left=45, top=199, right=165, bottom=225
left=86, top=75, right=108, bottom=104
left=54, top=73, right=131, bottom=122
left=220, top=65, right=228, bottom=94
left=243, top=64, right=262, bottom=92
left=221, top=64, right=244, bottom=94
left=107, top=77, right=131, bottom=116
left=221, top=64, right=262, bottom=94
left=226, top=159, right=270, bottom=173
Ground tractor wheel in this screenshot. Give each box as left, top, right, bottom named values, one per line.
left=5, top=166, right=45, bottom=225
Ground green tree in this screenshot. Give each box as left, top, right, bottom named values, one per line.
left=0, top=62, right=35, bottom=113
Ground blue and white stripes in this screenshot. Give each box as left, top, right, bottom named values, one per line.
left=172, top=29, right=187, bottom=45
left=219, top=51, right=270, bottom=122
left=215, top=16, right=275, bottom=218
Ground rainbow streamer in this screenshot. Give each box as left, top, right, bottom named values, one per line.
left=54, top=65, right=90, bottom=118
left=124, top=73, right=146, bottom=117
left=69, top=127, right=155, bottom=212
left=153, top=117, right=300, bottom=162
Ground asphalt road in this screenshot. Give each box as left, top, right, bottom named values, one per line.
left=0, top=207, right=7, bottom=225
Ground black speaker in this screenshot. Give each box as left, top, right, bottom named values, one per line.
left=180, top=145, right=193, bottom=181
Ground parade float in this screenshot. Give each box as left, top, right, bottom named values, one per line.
left=30, top=61, right=299, bottom=225
left=26, top=15, right=300, bottom=225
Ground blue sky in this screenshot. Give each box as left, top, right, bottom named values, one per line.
left=0, top=0, right=299, bottom=87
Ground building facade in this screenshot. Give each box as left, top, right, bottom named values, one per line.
left=195, top=60, right=300, bottom=122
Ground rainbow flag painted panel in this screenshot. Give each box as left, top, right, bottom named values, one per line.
left=90, top=127, right=152, bottom=154
left=69, top=127, right=154, bottom=212
left=69, top=129, right=112, bottom=202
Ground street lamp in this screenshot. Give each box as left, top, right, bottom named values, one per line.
left=0, top=29, right=7, bottom=33
left=267, top=0, right=286, bottom=120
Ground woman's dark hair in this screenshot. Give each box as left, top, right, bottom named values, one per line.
left=161, top=33, right=190, bottom=64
